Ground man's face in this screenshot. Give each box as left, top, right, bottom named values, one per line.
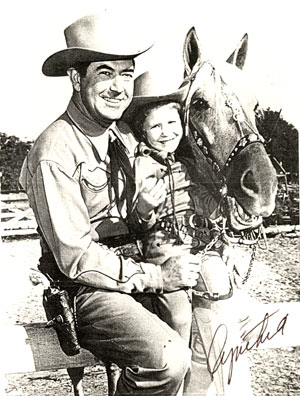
left=79, top=60, right=134, bottom=123
left=143, top=103, right=183, bottom=153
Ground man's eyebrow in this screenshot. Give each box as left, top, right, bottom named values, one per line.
left=95, top=65, right=114, bottom=72
left=122, top=67, right=135, bottom=73
left=94, top=65, right=135, bottom=73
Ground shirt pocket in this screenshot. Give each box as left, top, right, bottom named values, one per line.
left=80, top=163, right=108, bottom=192
left=80, top=163, right=112, bottom=217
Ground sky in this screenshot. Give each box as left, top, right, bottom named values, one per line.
left=0, top=0, right=299, bottom=141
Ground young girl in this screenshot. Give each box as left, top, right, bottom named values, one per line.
left=131, top=74, right=220, bottom=265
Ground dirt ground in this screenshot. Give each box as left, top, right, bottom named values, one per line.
left=2, top=234, right=300, bottom=396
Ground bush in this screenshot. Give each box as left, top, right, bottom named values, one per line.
left=256, top=109, right=299, bottom=226
left=0, top=133, right=33, bottom=192
left=256, top=108, right=299, bottom=177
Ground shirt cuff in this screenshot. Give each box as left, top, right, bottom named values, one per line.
left=139, top=262, right=164, bottom=293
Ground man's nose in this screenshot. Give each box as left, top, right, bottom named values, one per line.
left=110, top=75, right=124, bottom=93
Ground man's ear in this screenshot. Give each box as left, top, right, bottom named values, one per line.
left=67, top=68, right=81, bottom=92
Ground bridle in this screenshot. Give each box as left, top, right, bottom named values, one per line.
left=182, top=61, right=265, bottom=204
left=181, top=61, right=267, bottom=284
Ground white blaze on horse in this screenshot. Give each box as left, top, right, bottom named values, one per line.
left=180, top=28, right=299, bottom=396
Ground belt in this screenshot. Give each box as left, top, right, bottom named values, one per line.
left=156, top=214, right=214, bottom=243
left=99, top=234, right=143, bottom=260
left=99, top=233, right=139, bottom=248
left=38, top=253, right=80, bottom=294
left=114, top=242, right=143, bottom=260
left=39, top=234, right=143, bottom=288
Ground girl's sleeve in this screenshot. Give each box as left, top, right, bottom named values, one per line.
left=133, top=156, right=162, bottom=230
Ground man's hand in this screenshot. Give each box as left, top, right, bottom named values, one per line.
left=136, top=177, right=166, bottom=219
left=161, top=254, right=201, bottom=291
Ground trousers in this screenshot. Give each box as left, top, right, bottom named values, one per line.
left=76, top=287, right=192, bottom=396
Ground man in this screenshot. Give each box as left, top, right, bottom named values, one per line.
left=20, top=13, right=201, bottom=396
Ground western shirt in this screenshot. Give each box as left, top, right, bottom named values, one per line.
left=19, top=99, right=163, bottom=293
left=134, top=142, right=219, bottom=230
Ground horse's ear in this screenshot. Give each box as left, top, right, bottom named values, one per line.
left=183, top=27, right=202, bottom=77
left=226, top=33, right=248, bottom=70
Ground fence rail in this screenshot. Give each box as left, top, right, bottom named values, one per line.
left=1, top=192, right=37, bottom=237
left=1, top=193, right=298, bottom=238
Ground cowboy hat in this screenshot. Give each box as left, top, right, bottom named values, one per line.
left=123, top=70, right=189, bottom=121
left=42, top=13, right=153, bottom=77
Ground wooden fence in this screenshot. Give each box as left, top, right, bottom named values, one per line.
left=1, top=192, right=38, bottom=237
left=1, top=192, right=299, bottom=238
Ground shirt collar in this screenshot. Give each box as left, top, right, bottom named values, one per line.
left=66, top=99, right=137, bottom=161
left=67, top=99, right=119, bottom=161
left=137, top=141, right=175, bottom=163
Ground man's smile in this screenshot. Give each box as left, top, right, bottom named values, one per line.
left=102, top=96, right=125, bottom=104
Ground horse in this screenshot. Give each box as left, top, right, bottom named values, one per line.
left=179, top=28, right=299, bottom=396
left=180, top=28, right=278, bottom=234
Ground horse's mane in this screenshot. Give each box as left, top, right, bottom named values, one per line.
left=175, top=135, right=219, bottom=198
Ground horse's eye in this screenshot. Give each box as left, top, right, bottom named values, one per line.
left=191, top=98, right=209, bottom=110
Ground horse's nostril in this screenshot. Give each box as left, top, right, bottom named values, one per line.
left=241, top=170, right=259, bottom=195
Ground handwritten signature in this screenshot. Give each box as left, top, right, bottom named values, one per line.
left=207, top=310, right=288, bottom=384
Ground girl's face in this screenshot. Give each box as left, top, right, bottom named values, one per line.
left=142, top=103, right=183, bottom=153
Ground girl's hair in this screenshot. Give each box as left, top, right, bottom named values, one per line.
left=131, top=100, right=184, bottom=142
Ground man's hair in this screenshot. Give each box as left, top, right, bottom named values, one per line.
left=73, top=61, right=92, bottom=77
left=132, top=101, right=183, bottom=141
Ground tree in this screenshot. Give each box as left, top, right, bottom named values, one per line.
left=256, top=110, right=299, bottom=226
left=0, top=133, right=33, bottom=192
left=256, top=108, right=299, bottom=178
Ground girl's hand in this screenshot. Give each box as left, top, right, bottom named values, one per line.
left=136, top=178, right=166, bottom=219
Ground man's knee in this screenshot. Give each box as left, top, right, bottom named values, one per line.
left=148, top=338, right=191, bottom=383
left=164, top=339, right=191, bottom=384
left=118, top=339, right=191, bottom=394
left=167, top=310, right=191, bottom=344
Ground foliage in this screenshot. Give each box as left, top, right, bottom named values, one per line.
left=256, top=108, right=299, bottom=178
left=0, top=132, right=33, bottom=192
left=256, top=109, right=299, bottom=226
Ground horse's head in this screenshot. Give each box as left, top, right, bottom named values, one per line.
left=182, top=28, right=277, bottom=231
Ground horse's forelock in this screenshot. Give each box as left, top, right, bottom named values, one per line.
left=214, top=62, right=259, bottom=128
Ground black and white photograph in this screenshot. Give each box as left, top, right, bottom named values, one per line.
left=1, top=1, right=299, bottom=395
